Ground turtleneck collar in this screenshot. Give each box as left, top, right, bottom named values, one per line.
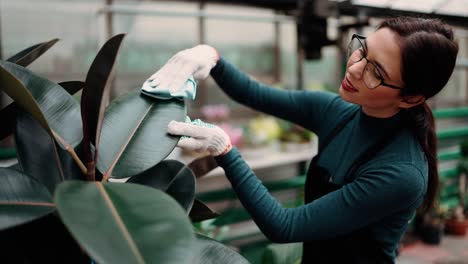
left=358, top=107, right=403, bottom=135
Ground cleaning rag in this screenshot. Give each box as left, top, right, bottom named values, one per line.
left=141, top=75, right=197, bottom=100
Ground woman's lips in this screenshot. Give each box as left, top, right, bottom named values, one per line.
left=341, top=77, right=358, bottom=92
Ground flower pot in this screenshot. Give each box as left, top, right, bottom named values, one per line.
left=420, top=224, right=444, bottom=245
left=445, top=219, right=468, bottom=236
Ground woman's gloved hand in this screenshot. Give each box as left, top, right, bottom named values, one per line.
left=147, top=45, right=219, bottom=93
left=167, top=120, right=232, bottom=157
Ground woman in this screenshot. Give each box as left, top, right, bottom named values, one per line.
left=148, top=17, right=458, bottom=263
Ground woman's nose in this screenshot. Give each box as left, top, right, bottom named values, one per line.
left=347, top=59, right=366, bottom=80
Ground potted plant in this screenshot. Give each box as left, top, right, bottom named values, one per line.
left=278, top=120, right=315, bottom=152
left=242, top=116, right=282, bottom=159
left=414, top=207, right=445, bottom=245
left=0, top=35, right=249, bottom=263
left=443, top=140, right=468, bottom=236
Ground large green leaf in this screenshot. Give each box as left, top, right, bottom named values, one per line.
left=15, top=109, right=85, bottom=193
left=0, top=81, right=85, bottom=141
left=0, top=39, right=62, bottom=140
left=97, top=91, right=186, bottom=179
left=0, top=61, right=82, bottom=148
left=189, top=199, right=220, bottom=222
left=192, top=234, right=250, bottom=264
left=55, top=181, right=195, bottom=264
left=7, top=39, right=59, bottom=67
left=0, top=168, right=55, bottom=231
left=15, top=109, right=63, bottom=192
left=127, top=160, right=195, bottom=212
left=82, top=34, right=125, bottom=157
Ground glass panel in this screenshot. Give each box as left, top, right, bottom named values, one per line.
left=110, top=1, right=199, bottom=99
left=2, top=0, right=101, bottom=79
left=437, top=0, right=468, bottom=16
left=203, top=4, right=279, bottom=118
left=353, top=0, right=391, bottom=8
left=391, top=0, right=445, bottom=13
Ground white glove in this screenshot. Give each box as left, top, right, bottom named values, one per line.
left=148, top=45, right=219, bottom=93
left=167, top=120, right=232, bottom=157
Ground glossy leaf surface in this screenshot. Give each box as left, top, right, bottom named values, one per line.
left=127, top=160, right=195, bottom=212
left=0, top=168, right=55, bottom=231
left=0, top=81, right=85, bottom=140
left=192, top=234, right=250, bottom=264
left=0, top=61, right=82, bottom=148
left=7, top=39, right=59, bottom=67
left=82, top=34, right=125, bottom=147
left=97, top=91, right=185, bottom=178
left=15, top=109, right=84, bottom=193
left=55, top=181, right=195, bottom=264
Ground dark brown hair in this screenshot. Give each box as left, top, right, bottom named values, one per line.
left=378, top=17, right=459, bottom=212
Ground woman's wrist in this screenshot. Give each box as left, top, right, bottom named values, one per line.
left=216, top=143, right=233, bottom=157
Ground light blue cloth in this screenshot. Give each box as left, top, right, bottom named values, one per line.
left=181, top=116, right=215, bottom=139
left=184, top=116, right=215, bottom=128
left=141, top=76, right=197, bottom=100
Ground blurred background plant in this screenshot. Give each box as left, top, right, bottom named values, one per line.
left=244, top=116, right=282, bottom=148
left=201, top=104, right=244, bottom=147
left=278, top=120, right=315, bottom=144
left=193, top=219, right=230, bottom=241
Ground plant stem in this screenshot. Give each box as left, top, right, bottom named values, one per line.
left=102, top=173, right=110, bottom=182
left=67, top=146, right=87, bottom=175
left=86, top=161, right=96, bottom=181
left=52, top=131, right=87, bottom=175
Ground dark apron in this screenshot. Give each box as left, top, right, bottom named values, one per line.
left=301, top=109, right=398, bottom=264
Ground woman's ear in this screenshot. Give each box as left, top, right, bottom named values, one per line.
left=398, top=95, right=425, bottom=109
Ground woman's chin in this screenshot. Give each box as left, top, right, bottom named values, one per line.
left=339, top=86, right=358, bottom=105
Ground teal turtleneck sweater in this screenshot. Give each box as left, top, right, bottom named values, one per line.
left=210, top=58, right=428, bottom=261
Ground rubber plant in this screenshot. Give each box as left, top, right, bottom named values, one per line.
left=0, top=35, right=249, bottom=264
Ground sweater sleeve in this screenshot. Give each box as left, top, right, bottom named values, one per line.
left=215, top=147, right=426, bottom=243
left=210, top=58, right=341, bottom=134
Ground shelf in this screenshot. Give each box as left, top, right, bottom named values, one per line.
left=182, top=139, right=318, bottom=178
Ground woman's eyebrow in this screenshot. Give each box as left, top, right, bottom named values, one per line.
left=374, top=60, right=390, bottom=79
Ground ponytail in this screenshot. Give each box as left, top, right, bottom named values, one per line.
left=405, top=103, right=438, bottom=213
left=378, top=17, right=458, bottom=213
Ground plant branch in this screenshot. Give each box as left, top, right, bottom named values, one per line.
left=86, top=161, right=96, bottom=181
left=102, top=171, right=111, bottom=182
left=52, top=130, right=87, bottom=176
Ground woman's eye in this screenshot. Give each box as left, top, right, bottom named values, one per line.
left=373, top=68, right=382, bottom=79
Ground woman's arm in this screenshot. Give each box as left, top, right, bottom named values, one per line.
left=211, top=58, right=343, bottom=134
left=215, top=148, right=426, bottom=243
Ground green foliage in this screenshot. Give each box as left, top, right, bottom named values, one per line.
left=460, top=139, right=468, bottom=158
left=55, top=181, right=195, bottom=264
left=0, top=36, right=248, bottom=263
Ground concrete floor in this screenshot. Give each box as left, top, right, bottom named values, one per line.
left=398, top=233, right=468, bottom=264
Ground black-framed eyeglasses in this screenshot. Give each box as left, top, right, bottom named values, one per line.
left=347, top=34, right=404, bottom=90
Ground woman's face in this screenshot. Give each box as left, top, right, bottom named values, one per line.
left=339, top=28, right=406, bottom=118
